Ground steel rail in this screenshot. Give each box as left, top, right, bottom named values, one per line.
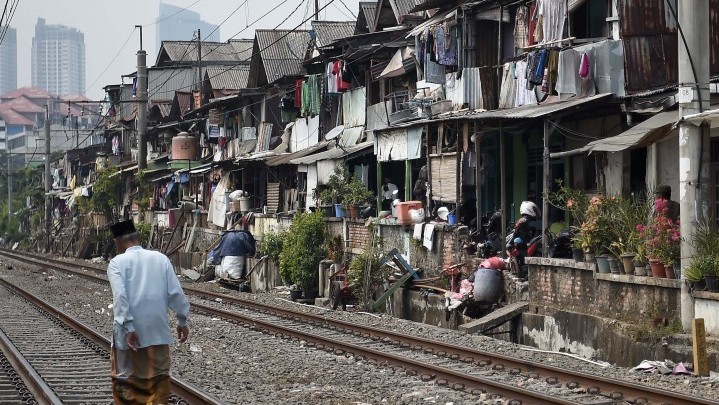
left=0, top=328, right=62, bottom=405
left=0, top=276, right=225, bottom=405
left=2, top=249, right=716, bottom=405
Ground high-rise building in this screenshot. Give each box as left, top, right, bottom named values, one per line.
left=0, top=26, right=17, bottom=95
left=31, top=18, right=86, bottom=97
left=156, top=2, right=219, bottom=54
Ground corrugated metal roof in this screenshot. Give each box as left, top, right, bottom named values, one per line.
left=377, top=94, right=613, bottom=131
left=255, top=29, right=310, bottom=82
left=357, top=2, right=377, bottom=33
left=148, top=67, right=199, bottom=102
left=156, top=41, right=251, bottom=65
left=229, top=39, right=254, bottom=62
left=290, top=141, right=373, bottom=164
left=207, top=66, right=250, bottom=90
left=266, top=141, right=330, bottom=166
left=312, top=21, right=356, bottom=48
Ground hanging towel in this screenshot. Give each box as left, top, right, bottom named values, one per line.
left=413, top=223, right=424, bottom=241
left=294, top=80, right=303, bottom=108
left=423, top=223, right=436, bottom=251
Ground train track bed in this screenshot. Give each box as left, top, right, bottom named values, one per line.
left=2, top=251, right=718, bottom=404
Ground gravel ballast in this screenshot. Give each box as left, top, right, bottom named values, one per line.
left=0, top=254, right=717, bottom=404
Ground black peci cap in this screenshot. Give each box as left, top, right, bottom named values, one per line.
left=109, top=220, right=137, bottom=238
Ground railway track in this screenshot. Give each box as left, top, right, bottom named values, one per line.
left=0, top=264, right=225, bottom=405
left=1, top=249, right=716, bottom=405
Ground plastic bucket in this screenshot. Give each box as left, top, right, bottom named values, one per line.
left=334, top=204, right=344, bottom=218
left=447, top=214, right=457, bottom=225
left=473, top=268, right=503, bottom=304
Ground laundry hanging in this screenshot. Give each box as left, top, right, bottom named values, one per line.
left=538, top=0, right=566, bottom=43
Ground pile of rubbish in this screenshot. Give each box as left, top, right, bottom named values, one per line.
left=445, top=257, right=506, bottom=311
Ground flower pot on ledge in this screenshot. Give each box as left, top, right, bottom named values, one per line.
left=664, top=264, right=676, bottom=279
left=620, top=253, right=636, bottom=275
left=649, top=259, right=665, bottom=278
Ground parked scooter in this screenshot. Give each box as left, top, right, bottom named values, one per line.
left=464, top=210, right=504, bottom=258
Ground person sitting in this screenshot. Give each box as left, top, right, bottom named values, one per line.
left=654, top=184, right=680, bottom=223
left=381, top=177, right=398, bottom=210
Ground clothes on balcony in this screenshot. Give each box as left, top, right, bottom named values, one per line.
left=294, top=79, right=303, bottom=108
left=538, top=0, right=566, bottom=43
left=514, top=61, right=538, bottom=107
left=514, top=5, right=529, bottom=49
left=498, top=63, right=516, bottom=109
left=556, top=48, right=580, bottom=97
left=528, top=3, right=538, bottom=46
left=301, top=74, right=321, bottom=117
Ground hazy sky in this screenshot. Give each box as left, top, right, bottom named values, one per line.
left=10, top=0, right=362, bottom=100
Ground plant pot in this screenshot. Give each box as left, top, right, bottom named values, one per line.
left=649, top=259, right=665, bottom=278
left=691, top=278, right=707, bottom=292
left=334, top=204, right=344, bottom=218
left=319, top=205, right=334, bottom=217
left=634, top=262, right=647, bottom=277
left=705, top=275, right=719, bottom=292
left=572, top=248, right=584, bottom=262
left=673, top=262, right=681, bottom=280
left=620, top=253, right=636, bottom=275
left=584, top=253, right=596, bottom=263
left=596, top=255, right=610, bottom=273
left=348, top=204, right=360, bottom=219
left=289, top=289, right=303, bottom=300
left=664, top=264, right=676, bottom=279
left=608, top=256, right=621, bottom=274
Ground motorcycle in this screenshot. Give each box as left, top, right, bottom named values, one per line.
left=465, top=210, right=504, bottom=258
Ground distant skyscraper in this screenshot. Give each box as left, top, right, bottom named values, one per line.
left=156, top=2, right=220, bottom=52
left=0, top=26, right=17, bottom=95
left=31, top=18, right=86, bottom=96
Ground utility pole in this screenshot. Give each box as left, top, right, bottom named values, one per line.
left=197, top=28, right=202, bottom=106
left=314, top=0, right=319, bottom=20
left=677, top=0, right=710, bottom=332
left=135, top=25, right=148, bottom=170
left=44, top=104, right=51, bottom=252
left=6, top=149, right=10, bottom=221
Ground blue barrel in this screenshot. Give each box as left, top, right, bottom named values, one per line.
left=473, top=267, right=504, bottom=304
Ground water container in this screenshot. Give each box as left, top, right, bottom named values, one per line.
left=396, top=201, right=423, bottom=224
left=473, top=267, right=503, bottom=304
left=172, top=132, right=198, bottom=161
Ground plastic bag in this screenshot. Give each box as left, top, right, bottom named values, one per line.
left=215, top=256, right=245, bottom=279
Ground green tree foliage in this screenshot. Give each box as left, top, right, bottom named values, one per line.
left=89, top=167, right=122, bottom=220
left=279, top=211, right=326, bottom=295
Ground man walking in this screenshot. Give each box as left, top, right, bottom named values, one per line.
left=107, top=220, right=190, bottom=404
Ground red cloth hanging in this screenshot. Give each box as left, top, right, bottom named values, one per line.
left=294, top=79, right=303, bottom=107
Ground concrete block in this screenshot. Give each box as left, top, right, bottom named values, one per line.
left=459, top=301, right=528, bottom=334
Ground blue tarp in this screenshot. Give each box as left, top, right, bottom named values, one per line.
left=208, top=230, right=256, bottom=264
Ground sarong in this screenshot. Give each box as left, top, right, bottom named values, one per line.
left=111, top=344, right=171, bottom=405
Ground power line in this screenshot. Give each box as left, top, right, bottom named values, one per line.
left=202, top=0, right=248, bottom=41
left=85, top=27, right=137, bottom=94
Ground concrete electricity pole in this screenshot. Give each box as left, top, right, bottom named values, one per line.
left=44, top=104, right=51, bottom=252
left=677, top=0, right=710, bottom=332
left=135, top=25, right=148, bottom=170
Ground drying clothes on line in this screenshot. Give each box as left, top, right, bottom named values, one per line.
left=326, top=61, right=338, bottom=93
left=514, top=5, right=529, bottom=49
left=112, top=135, right=120, bottom=155
left=498, top=63, right=517, bottom=109
left=578, top=52, right=596, bottom=98
left=326, top=60, right=351, bottom=93
left=538, top=0, right=566, bottom=43
left=514, top=61, right=537, bottom=107
left=556, top=48, right=581, bottom=97
left=528, top=3, right=538, bottom=46
left=434, top=25, right=458, bottom=66
left=300, top=74, right=321, bottom=117
left=294, top=80, right=303, bottom=108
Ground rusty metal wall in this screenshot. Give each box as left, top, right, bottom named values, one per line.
left=619, top=0, right=719, bottom=93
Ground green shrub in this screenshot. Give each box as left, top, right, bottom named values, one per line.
left=279, top=211, right=326, bottom=295
left=347, top=230, right=386, bottom=309
left=260, top=230, right=286, bottom=265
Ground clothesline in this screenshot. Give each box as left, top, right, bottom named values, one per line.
left=519, top=36, right=576, bottom=51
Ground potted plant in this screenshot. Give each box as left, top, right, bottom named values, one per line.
left=317, top=188, right=336, bottom=217
left=610, top=193, right=652, bottom=275
left=344, top=177, right=374, bottom=219
left=638, top=198, right=681, bottom=278
left=687, top=223, right=719, bottom=292
left=548, top=181, right=589, bottom=261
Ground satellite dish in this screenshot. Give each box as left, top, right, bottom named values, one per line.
left=325, top=125, right=344, bottom=141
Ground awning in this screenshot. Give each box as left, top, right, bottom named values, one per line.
left=290, top=141, right=373, bottom=165
left=551, top=111, right=678, bottom=158
left=265, top=141, right=330, bottom=166
left=189, top=162, right=214, bottom=174
left=675, top=108, right=719, bottom=129
left=377, top=47, right=415, bottom=80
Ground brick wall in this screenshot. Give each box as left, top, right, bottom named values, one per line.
left=347, top=220, right=370, bottom=253
left=527, top=258, right=681, bottom=323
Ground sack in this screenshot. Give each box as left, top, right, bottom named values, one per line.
left=219, top=255, right=245, bottom=279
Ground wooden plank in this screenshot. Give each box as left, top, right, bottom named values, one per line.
left=184, top=216, right=197, bottom=253
left=371, top=271, right=413, bottom=312
left=459, top=302, right=529, bottom=334
left=693, top=318, right=710, bottom=376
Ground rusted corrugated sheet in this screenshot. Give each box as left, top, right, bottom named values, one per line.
left=618, top=0, right=676, bottom=37
left=623, top=35, right=677, bottom=93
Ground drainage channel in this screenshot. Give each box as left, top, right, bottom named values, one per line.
left=2, top=249, right=717, bottom=405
